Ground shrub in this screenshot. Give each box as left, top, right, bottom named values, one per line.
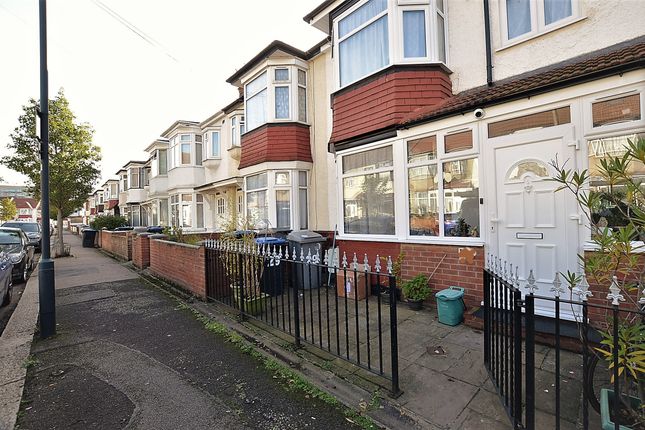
left=402, top=274, right=431, bottom=302
left=90, top=215, right=128, bottom=231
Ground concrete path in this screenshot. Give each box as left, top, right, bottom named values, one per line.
left=13, top=233, right=361, bottom=430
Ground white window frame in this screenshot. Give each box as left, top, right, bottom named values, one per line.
left=499, top=0, right=580, bottom=47
left=204, top=129, right=222, bottom=159
left=333, top=0, right=448, bottom=90
left=582, top=88, right=645, bottom=138
left=216, top=196, right=226, bottom=216
left=245, top=71, right=268, bottom=132
left=297, top=69, right=307, bottom=123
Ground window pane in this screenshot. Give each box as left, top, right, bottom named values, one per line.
left=409, top=165, right=439, bottom=236
left=403, top=10, right=427, bottom=58
left=507, top=160, right=549, bottom=181
left=195, top=143, right=202, bottom=165
left=180, top=134, right=191, bottom=142
left=444, top=130, right=473, bottom=153
left=339, top=15, right=389, bottom=86
left=407, top=135, right=436, bottom=163
left=247, top=88, right=267, bottom=131
left=339, top=0, right=387, bottom=38
left=182, top=204, right=192, bottom=228
left=437, top=13, right=446, bottom=62
left=544, top=0, right=572, bottom=25
left=299, top=171, right=308, bottom=187
left=276, top=190, right=291, bottom=229
left=246, top=71, right=267, bottom=97
left=588, top=134, right=645, bottom=231
left=343, top=171, right=395, bottom=235
left=275, top=86, right=290, bottom=119
left=343, top=146, right=393, bottom=175
left=506, top=0, right=531, bottom=39
left=247, top=190, right=268, bottom=224
left=159, top=149, right=167, bottom=175
left=298, top=86, right=307, bottom=122
left=211, top=132, right=220, bottom=157
left=275, top=171, right=290, bottom=185
left=275, top=68, right=289, bottom=81
left=197, top=204, right=204, bottom=228
left=181, top=143, right=191, bottom=164
left=182, top=194, right=192, bottom=202
left=443, top=158, right=479, bottom=237
left=592, top=94, right=641, bottom=127
left=247, top=173, right=267, bottom=190
left=299, top=188, right=308, bottom=229
left=160, top=200, right=168, bottom=225
left=488, top=107, right=571, bottom=138
left=196, top=194, right=203, bottom=203
left=194, top=134, right=202, bottom=143
left=298, top=70, right=306, bottom=86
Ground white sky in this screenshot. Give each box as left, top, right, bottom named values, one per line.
left=0, top=0, right=326, bottom=187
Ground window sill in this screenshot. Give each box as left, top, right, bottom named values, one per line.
left=496, top=16, right=587, bottom=52
left=338, top=234, right=484, bottom=247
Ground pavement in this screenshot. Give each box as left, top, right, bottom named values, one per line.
left=4, top=232, right=363, bottom=430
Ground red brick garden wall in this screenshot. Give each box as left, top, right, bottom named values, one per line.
left=149, top=239, right=206, bottom=299
left=132, top=233, right=151, bottom=269
left=100, top=230, right=132, bottom=261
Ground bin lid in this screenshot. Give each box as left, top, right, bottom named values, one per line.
left=255, top=237, right=287, bottom=245
left=286, top=230, right=324, bottom=243
left=436, top=287, right=464, bottom=300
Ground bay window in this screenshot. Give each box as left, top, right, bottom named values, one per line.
left=231, top=115, right=244, bottom=147
left=244, top=67, right=308, bottom=132
left=168, top=134, right=204, bottom=168
left=335, top=0, right=447, bottom=88
left=158, top=149, right=168, bottom=175
left=129, top=167, right=140, bottom=189
left=342, top=146, right=395, bottom=235
left=121, top=173, right=128, bottom=191
left=502, top=0, right=576, bottom=43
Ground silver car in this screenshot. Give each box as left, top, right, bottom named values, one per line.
left=0, top=228, right=35, bottom=283
left=0, top=251, right=13, bottom=307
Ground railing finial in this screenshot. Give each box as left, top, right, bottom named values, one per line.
left=525, top=270, right=538, bottom=294
left=374, top=255, right=381, bottom=273
left=607, top=275, right=625, bottom=306
left=550, top=272, right=564, bottom=297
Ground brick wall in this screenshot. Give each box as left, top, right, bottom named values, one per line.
left=239, top=122, right=312, bottom=169
left=132, top=233, right=151, bottom=269
left=331, top=65, right=452, bottom=144
left=336, top=240, right=483, bottom=307
left=99, top=230, right=132, bottom=261
left=149, top=239, right=206, bottom=299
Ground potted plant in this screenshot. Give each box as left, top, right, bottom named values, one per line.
left=553, top=136, right=645, bottom=429
left=402, top=274, right=430, bottom=310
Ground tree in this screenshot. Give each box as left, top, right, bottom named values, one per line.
left=2, top=89, right=102, bottom=256
left=0, top=198, right=17, bottom=222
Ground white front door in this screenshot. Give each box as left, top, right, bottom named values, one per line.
left=490, top=125, right=580, bottom=319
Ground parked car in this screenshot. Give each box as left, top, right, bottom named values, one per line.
left=0, top=228, right=35, bottom=283
left=1, top=221, right=42, bottom=252
left=0, top=251, right=12, bottom=307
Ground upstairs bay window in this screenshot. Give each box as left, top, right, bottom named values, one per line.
left=150, top=149, right=168, bottom=177
left=204, top=130, right=221, bottom=159
left=335, top=0, right=447, bottom=88
left=231, top=115, right=245, bottom=147
left=244, top=67, right=308, bottom=132
left=169, top=134, right=202, bottom=168
left=502, top=0, right=577, bottom=44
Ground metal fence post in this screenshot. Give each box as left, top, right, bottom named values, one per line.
left=238, top=251, right=246, bottom=320
left=292, top=259, right=301, bottom=347
left=389, top=274, right=401, bottom=397
left=524, top=293, right=535, bottom=430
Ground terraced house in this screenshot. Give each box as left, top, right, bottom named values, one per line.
left=98, top=0, right=644, bottom=318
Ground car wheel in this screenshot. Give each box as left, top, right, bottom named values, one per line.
left=20, top=262, right=27, bottom=283
left=1, top=282, right=11, bottom=307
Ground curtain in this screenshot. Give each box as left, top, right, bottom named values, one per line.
left=274, top=86, right=290, bottom=119
left=544, top=0, right=571, bottom=25
left=506, top=0, right=531, bottom=39
left=339, top=15, right=389, bottom=86
left=403, top=10, right=426, bottom=58
left=338, top=0, right=387, bottom=37
left=343, top=146, right=392, bottom=175
left=246, top=89, right=267, bottom=131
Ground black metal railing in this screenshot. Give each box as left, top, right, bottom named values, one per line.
left=484, top=256, right=645, bottom=430
left=204, top=240, right=401, bottom=396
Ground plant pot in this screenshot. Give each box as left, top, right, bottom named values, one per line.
left=600, top=389, right=642, bottom=430
left=230, top=285, right=268, bottom=316
left=407, top=300, right=423, bottom=311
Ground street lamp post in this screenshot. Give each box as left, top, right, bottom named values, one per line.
left=38, top=0, right=56, bottom=338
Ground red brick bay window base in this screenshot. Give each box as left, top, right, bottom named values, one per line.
left=239, top=123, right=312, bottom=169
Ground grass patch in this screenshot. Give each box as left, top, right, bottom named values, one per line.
left=22, top=355, right=39, bottom=369
left=179, top=302, right=380, bottom=430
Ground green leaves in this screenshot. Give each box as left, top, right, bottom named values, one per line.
left=0, top=198, right=17, bottom=221
left=2, top=89, right=102, bottom=218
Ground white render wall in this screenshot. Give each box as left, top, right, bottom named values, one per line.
left=449, top=0, right=645, bottom=93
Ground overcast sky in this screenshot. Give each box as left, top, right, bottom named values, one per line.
left=0, top=0, right=325, bottom=187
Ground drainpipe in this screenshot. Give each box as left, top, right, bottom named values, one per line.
left=483, top=0, right=494, bottom=86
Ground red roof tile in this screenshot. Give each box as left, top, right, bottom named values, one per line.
left=400, top=37, right=645, bottom=126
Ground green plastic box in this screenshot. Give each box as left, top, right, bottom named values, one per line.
left=435, top=286, right=465, bottom=326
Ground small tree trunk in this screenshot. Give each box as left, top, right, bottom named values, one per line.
left=57, top=210, right=64, bottom=256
